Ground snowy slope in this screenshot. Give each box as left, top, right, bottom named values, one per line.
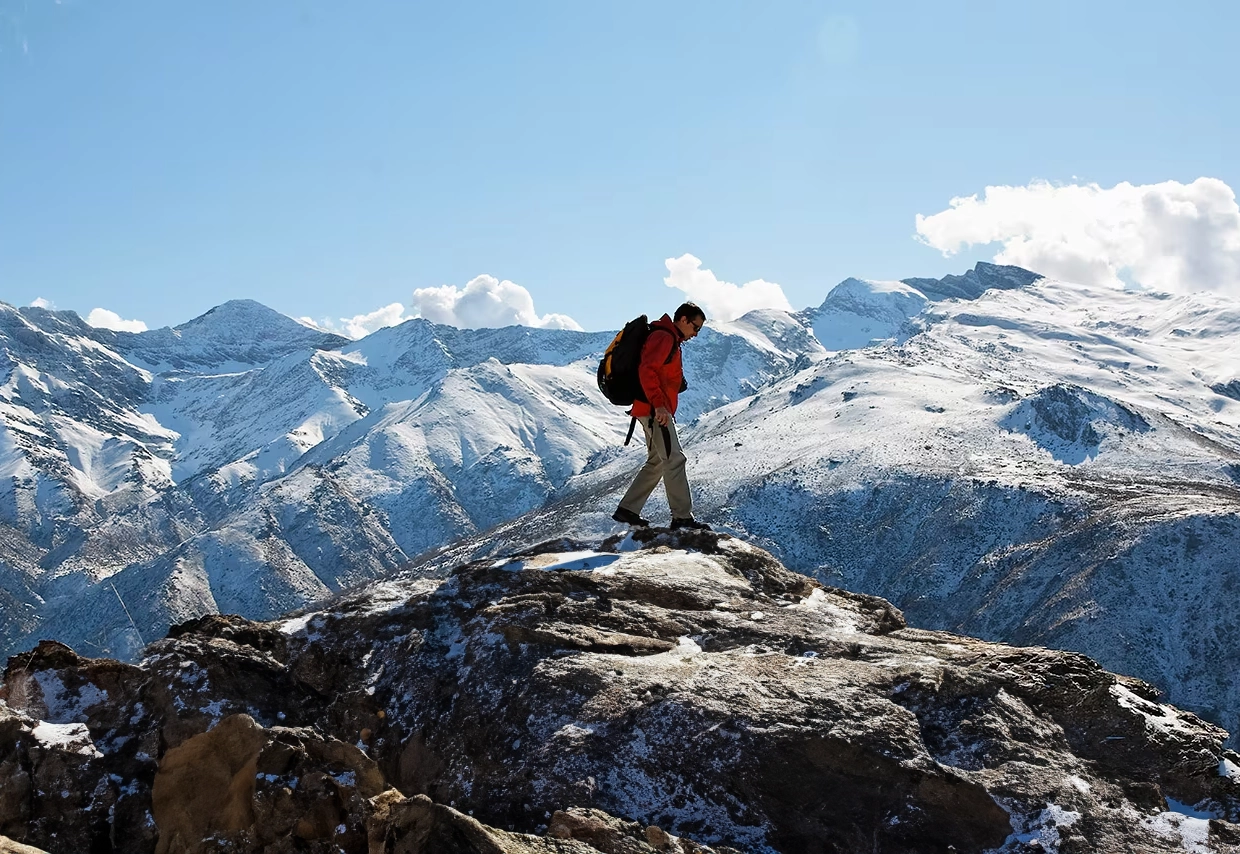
left=407, top=273, right=1240, bottom=746
left=0, top=297, right=815, bottom=659
left=800, top=262, right=1043, bottom=350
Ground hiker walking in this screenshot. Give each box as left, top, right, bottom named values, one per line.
left=612, top=302, right=711, bottom=530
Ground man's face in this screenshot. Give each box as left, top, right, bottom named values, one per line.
left=676, top=314, right=705, bottom=340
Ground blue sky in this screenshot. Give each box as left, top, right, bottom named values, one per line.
left=1, top=0, right=1237, bottom=333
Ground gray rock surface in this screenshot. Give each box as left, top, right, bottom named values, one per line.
left=1, top=533, right=1237, bottom=852
left=903, top=262, right=1043, bottom=302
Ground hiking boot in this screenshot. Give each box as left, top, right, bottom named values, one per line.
left=612, top=507, right=651, bottom=527
left=671, top=517, right=711, bottom=531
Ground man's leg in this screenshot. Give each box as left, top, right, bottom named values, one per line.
left=659, top=419, right=692, bottom=520
left=618, top=417, right=668, bottom=516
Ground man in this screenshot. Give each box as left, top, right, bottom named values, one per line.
left=612, top=302, right=711, bottom=530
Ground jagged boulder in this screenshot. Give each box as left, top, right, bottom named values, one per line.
left=2, top=532, right=1239, bottom=853
left=0, top=837, right=49, bottom=854
left=364, top=794, right=721, bottom=854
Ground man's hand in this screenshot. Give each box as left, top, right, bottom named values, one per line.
left=654, top=407, right=672, bottom=426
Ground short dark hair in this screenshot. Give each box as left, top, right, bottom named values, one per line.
left=674, top=302, right=705, bottom=324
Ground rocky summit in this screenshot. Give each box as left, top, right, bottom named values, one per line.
left=2, top=532, right=1239, bottom=854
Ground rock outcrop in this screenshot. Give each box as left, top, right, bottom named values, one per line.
left=1, top=531, right=1238, bottom=852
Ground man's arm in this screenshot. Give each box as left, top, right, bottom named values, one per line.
left=638, top=329, right=675, bottom=420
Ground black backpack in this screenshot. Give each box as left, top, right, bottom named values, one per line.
left=597, top=315, right=679, bottom=444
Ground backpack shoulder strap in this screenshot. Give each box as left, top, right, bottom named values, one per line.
left=665, top=334, right=680, bottom=365
left=647, top=327, right=680, bottom=365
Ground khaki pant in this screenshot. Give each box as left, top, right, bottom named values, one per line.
left=618, top=416, right=693, bottom=519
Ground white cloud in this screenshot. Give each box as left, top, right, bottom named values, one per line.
left=296, top=316, right=332, bottom=332
left=337, top=303, right=411, bottom=339
left=411, top=274, right=582, bottom=331
left=86, top=308, right=148, bottom=333
left=663, top=254, right=793, bottom=322
left=30, top=297, right=54, bottom=309
left=915, top=178, right=1240, bottom=296
left=297, top=304, right=413, bottom=340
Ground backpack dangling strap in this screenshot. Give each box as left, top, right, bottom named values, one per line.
left=624, top=416, right=638, bottom=446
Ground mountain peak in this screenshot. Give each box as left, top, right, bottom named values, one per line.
left=804, top=277, right=929, bottom=349
left=903, top=261, right=1042, bottom=301
left=176, top=299, right=319, bottom=335
left=114, top=300, right=350, bottom=373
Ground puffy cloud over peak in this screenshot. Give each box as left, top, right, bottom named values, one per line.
left=299, top=304, right=413, bottom=340
left=86, top=308, right=148, bottom=332
left=308, top=274, right=580, bottom=339
left=663, top=254, right=793, bottom=322
left=339, top=303, right=411, bottom=339
left=411, top=274, right=582, bottom=331
left=915, top=178, right=1240, bottom=296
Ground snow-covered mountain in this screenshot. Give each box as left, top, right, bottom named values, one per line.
left=406, top=267, right=1240, bottom=746
left=4, top=261, right=1240, bottom=750
left=0, top=296, right=813, bottom=661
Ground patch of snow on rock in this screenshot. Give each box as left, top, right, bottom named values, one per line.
left=598, top=763, right=772, bottom=852
left=673, top=636, right=703, bottom=657
left=276, top=614, right=316, bottom=636
left=521, top=551, right=622, bottom=573
left=32, top=721, right=103, bottom=758
left=616, top=550, right=750, bottom=591
left=1109, top=684, right=1202, bottom=737
left=33, top=670, right=108, bottom=723
left=1011, top=804, right=1081, bottom=852
left=1143, top=806, right=1213, bottom=854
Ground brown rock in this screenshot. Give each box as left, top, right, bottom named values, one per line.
left=0, top=708, right=33, bottom=835
left=643, top=826, right=671, bottom=850
left=0, top=837, right=50, bottom=854
left=546, top=808, right=651, bottom=853
left=366, top=793, right=633, bottom=853
left=152, top=713, right=265, bottom=854
left=368, top=793, right=504, bottom=852
left=0, top=696, right=110, bottom=852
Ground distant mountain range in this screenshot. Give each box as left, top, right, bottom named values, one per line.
left=0, top=284, right=820, bottom=662
left=3, top=261, right=1240, bottom=746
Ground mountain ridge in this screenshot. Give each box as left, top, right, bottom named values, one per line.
left=5, top=264, right=1240, bottom=757
left=395, top=273, right=1240, bottom=747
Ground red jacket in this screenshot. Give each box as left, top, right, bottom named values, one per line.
left=630, top=314, right=686, bottom=419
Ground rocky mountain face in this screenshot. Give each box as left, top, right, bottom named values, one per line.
left=3, top=533, right=1239, bottom=853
